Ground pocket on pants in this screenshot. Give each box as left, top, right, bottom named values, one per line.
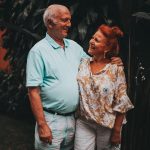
left=44, top=112, right=57, bottom=129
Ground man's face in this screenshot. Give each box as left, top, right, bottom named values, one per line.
left=49, top=9, right=71, bottom=40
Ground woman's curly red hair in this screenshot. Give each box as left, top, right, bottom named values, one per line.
left=98, top=24, right=123, bottom=55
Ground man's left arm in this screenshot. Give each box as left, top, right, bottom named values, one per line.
left=111, top=57, right=123, bottom=66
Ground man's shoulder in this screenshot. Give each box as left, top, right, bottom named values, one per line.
left=65, top=38, right=76, bottom=43
left=29, top=38, right=50, bottom=53
left=65, top=38, right=82, bottom=47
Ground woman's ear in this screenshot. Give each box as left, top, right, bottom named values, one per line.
left=104, top=50, right=109, bottom=59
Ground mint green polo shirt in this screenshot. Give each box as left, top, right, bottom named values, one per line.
left=26, top=33, right=88, bottom=113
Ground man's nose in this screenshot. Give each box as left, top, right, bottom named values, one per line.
left=66, top=20, right=71, bottom=27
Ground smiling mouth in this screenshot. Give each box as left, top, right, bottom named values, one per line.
left=64, top=27, right=69, bottom=30
left=63, top=29, right=69, bottom=33
left=90, top=45, right=95, bottom=50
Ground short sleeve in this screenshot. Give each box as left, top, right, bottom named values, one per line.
left=80, top=48, right=90, bottom=59
left=113, top=66, right=134, bottom=113
left=26, top=50, right=44, bottom=87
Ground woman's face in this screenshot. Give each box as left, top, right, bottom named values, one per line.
left=88, top=30, right=108, bottom=56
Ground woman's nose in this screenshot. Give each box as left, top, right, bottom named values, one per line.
left=90, top=39, right=94, bottom=44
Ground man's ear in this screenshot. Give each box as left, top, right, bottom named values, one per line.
left=48, top=19, right=56, bottom=28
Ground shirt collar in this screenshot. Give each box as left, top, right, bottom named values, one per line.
left=45, top=33, right=69, bottom=49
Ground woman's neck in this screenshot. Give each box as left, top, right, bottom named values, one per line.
left=93, top=56, right=109, bottom=63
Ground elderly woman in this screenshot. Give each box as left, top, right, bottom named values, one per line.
left=74, top=24, right=134, bottom=150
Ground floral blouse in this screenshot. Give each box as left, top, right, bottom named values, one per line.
left=77, top=58, right=134, bottom=129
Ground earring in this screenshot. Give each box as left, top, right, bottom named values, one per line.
left=104, top=50, right=108, bottom=59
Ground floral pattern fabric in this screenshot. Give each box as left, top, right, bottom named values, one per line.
left=77, top=58, right=134, bottom=129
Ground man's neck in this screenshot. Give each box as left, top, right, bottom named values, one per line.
left=53, top=37, right=64, bottom=48
left=48, top=33, right=65, bottom=48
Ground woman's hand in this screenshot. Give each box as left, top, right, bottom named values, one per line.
left=111, top=57, right=123, bottom=66
left=111, top=113, right=125, bottom=145
left=111, top=128, right=121, bottom=145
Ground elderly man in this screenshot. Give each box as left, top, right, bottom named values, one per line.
left=26, top=4, right=87, bottom=150
left=26, top=4, right=122, bottom=150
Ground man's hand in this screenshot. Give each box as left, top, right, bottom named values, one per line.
left=111, top=57, right=123, bottom=66
left=38, top=123, right=53, bottom=144
left=28, top=87, right=52, bottom=144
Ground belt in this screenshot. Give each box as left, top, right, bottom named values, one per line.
left=43, top=108, right=75, bottom=116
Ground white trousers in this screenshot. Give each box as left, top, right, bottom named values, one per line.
left=35, top=111, right=75, bottom=150
left=74, top=118, right=117, bottom=150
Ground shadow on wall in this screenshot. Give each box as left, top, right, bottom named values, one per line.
left=0, top=29, right=11, bottom=73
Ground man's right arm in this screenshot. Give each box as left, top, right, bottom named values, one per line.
left=28, top=87, right=52, bottom=144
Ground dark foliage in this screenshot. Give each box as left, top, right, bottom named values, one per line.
left=0, top=0, right=122, bottom=118
left=1, top=1, right=150, bottom=150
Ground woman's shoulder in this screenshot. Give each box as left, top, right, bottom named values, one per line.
left=80, top=58, right=90, bottom=64
left=109, top=63, right=124, bottom=69
left=79, top=58, right=90, bottom=71
left=108, top=64, right=124, bottom=74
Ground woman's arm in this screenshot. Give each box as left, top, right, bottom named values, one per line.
left=111, top=57, right=123, bottom=66
left=111, top=66, right=133, bottom=145
left=111, top=112, right=125, bottom=145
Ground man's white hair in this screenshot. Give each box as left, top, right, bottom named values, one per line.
left=43, top=4, right=70, bottom=27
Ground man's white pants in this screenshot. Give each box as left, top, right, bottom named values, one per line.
left=35, top=111, right=75, bottom=150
